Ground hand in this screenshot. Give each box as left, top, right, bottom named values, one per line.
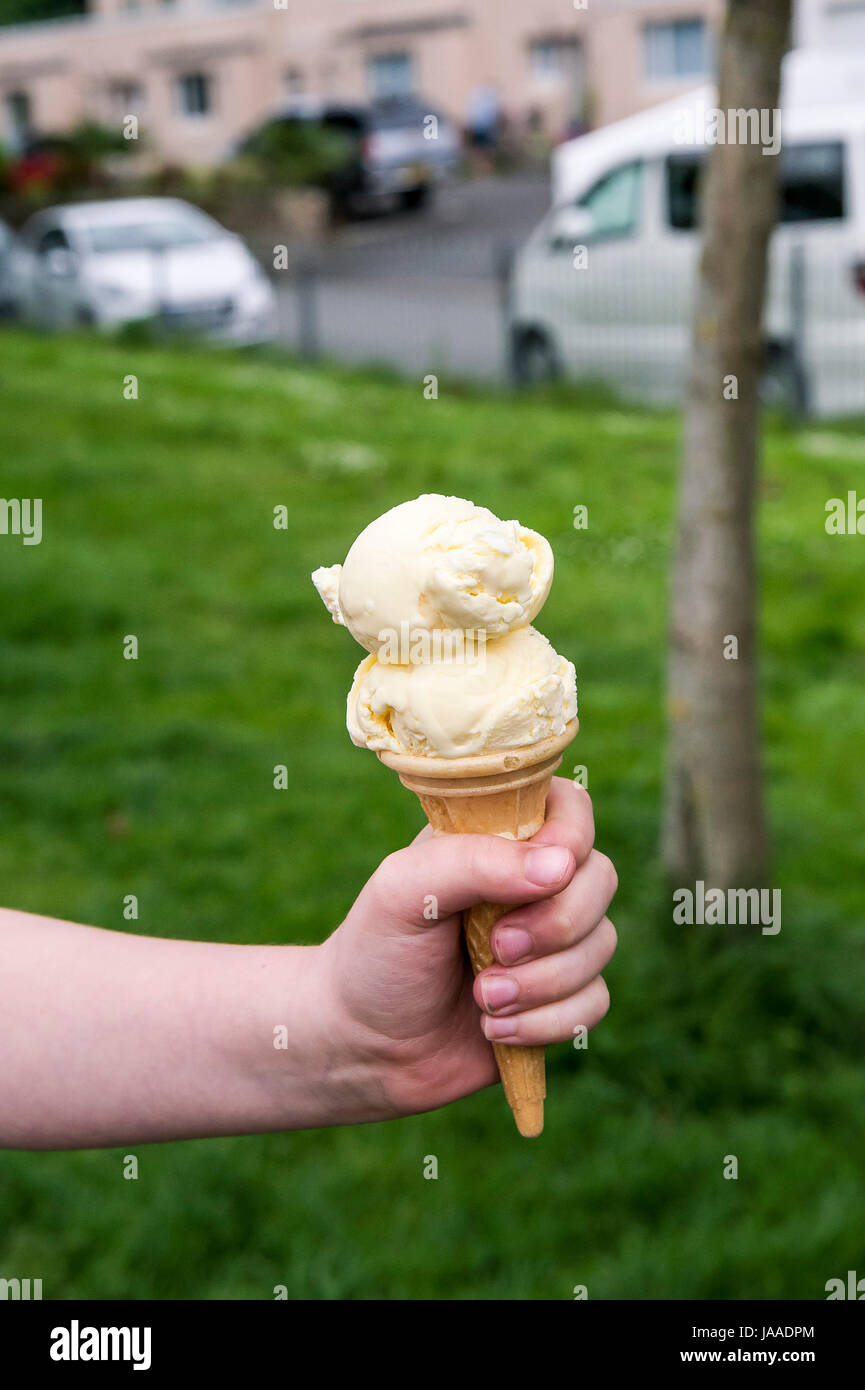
left=0, top=781, right=616, bottom=1147
left=321, top=779, right=618, bottom=1121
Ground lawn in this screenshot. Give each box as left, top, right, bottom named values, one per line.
left=1, top=328, right=863, bottom=1300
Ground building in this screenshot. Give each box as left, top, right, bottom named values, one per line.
left=1, top=0, right=731, bottom=165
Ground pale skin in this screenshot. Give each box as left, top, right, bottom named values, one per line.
left=0, top=780, right=616, bottom=1150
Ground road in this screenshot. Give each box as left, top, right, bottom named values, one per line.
left=273, top=174, right=550, bottom=382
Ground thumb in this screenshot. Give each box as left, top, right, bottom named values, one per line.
left=366, top=834, right=576, bottom=934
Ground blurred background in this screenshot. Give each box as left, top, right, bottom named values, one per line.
left=1, top=0, right=864, bottom=407
left=0, top=0, right=864, bottom=1300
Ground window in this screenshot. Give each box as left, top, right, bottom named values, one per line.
left=284, top=68, right=305, bottom=96
left=85, top=218, right=217, bottom=254
left=176, top=73, right=213, bottom=118
left=323, top=111, right=364, bottom=138
left=666, top=152, right=703, bottom=230
left=645, top=19, right=710, bottom=81
left=578, top=161, right=643, bottom=239
left=530, top=38, right=580, bottom=85
left=782, top=142, right=845, bottom=222
left=665, top=142, right=845, bottom=231
left=367, top=52, right=414, bottom=100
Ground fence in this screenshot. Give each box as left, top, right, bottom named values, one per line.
left=274, top=234, right=516, bottom=386
left=269, top=231, right=865, bottom=421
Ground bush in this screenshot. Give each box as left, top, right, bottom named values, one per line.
left=241, top=120, right=354, bottom=188
left=4, top=121, right=134, bottom=202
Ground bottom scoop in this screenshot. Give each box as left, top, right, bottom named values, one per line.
left=348, top=626, right=577, bottom=759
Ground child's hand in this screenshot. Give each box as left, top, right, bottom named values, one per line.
left=321, top=779, right=617, bottom=1120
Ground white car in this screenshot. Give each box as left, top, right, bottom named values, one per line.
left=511, top=49, right=865, bottom=418
left=8, top=197, right=276, bottom=343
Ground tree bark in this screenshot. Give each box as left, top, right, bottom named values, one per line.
left=664, top=0, right=792, bottom=887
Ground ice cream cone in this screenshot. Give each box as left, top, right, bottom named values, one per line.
left=377, top=718, right=579, bottom=1137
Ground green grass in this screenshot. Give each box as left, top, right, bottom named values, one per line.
left=1, top=329, right=863, bottom=1300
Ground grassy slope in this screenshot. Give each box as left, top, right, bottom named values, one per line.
left=0, top=329, right=863, bottom=1299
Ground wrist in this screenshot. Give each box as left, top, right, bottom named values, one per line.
left=238, top=940, right=394, bottom=1131
left=308, top=935, right=398, bottom=1125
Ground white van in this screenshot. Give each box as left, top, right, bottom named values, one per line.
left=510, top=49, right=865, bottom=417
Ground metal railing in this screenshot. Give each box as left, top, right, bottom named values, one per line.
left=268, top=235, right=865, bottom=419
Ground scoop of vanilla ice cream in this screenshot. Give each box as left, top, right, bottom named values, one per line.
left=314, top=494, right=553, bottom=655
left=311, top=564, right=343, bottom=625
left=347, top=626, right=577, bottom=758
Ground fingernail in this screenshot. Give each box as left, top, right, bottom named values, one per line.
left=480, top=975, right=519, bottom=1012
left=495, top=927, right=534, bottom=964
left=524, top=845, right=571, bottom=886
left=483, top=1015, right=519, bottom=1040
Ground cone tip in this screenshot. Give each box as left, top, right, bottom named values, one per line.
left=513, top=1101, right=544, bottom=1138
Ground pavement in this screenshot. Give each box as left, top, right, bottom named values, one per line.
left=272, top=174, right=551, bottom=382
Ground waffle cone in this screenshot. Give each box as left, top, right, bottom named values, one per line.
left=378, top=719, right=578, bottom=1137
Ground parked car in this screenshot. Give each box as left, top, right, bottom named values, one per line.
left=7, top=197, right=277, bottom=343
left=510, top=49, right=865, bottom=417
left=238, top=97, right=461, bottom=216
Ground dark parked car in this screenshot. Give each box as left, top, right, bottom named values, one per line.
left=237, top=97, right=461, bottom=216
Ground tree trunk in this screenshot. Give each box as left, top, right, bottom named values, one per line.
left=664, top=0, right=792, bottom=887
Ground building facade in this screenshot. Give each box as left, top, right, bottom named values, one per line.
left=1, top=0, right=730, bottom=164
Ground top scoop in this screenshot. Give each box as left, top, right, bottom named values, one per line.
left=312, top=494, right=576, bottom=758
left=312, top=493, right=553, bottom=655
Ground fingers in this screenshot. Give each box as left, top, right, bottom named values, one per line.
left=530, top=777, right=595, bottom=868
left=366, top=781, right=599, bottom=942
left=482, top=974, right=611, bottom=1046
left=490, top=849, right=618, bottom=965
left=474, top=832, right=619, bottom=1047
left=367, top=834, right=577, bottom=933
left=474, top=916, right=617, bottom=1017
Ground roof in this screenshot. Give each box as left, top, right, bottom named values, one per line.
left=553, top=47, right=865, bottom=203
left=38, top=198, right=206, bottom=226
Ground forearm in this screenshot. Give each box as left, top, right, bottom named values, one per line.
left=0, top=907, right=375, bottom=1150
